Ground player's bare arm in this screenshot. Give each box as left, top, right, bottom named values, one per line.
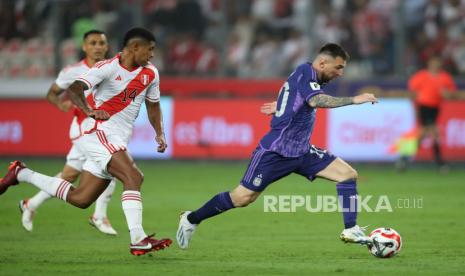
left=260, top=101, right=277, bottom=115
left=46, top=83, right=72, bottom=112
left=309, top=93, right=378, bottom=108
left=68, top=80, right=109, bottom=120
left=145, top=100, right=167, bottom=153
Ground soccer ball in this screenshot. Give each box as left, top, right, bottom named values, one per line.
left=367, top=227, right=402, bottom=258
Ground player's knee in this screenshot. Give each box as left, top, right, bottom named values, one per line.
left=61, top=172, right=79, bottom=183
left=133, top=170, right=144, bottom=186
left=341, top=167, right=358, bottom=182
left=121, top=169, right=143, bottom=188
left=129, top=170, right=143, bottom=185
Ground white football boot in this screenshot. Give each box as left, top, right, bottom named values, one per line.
left=89, top=216, right=118, bottom=235
left=176, top=211, right=197, bottom=249
left=340, top=225, right=372, bottom=245
left=19, top=199, right=34, bottom=232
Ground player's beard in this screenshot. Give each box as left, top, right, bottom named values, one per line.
left=320, top=73, right=331, bottom=84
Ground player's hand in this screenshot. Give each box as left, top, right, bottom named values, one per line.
left=155, top=134, right=168, bottom=153
left=260, top=101, right=277, bottom=115
left=353, top=93, right=378, bottom=105
left=88, top=109, right=110, bottom=120
left=58, top=100, right=73, bottom=112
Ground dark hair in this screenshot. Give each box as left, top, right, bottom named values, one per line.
left=83, top=29, right=105, bottom=40
left=319, top=43, right=350, bottom=61
left=123, top=27, right=156, bottom=47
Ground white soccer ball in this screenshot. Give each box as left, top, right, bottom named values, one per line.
left=367, top=227, right=402, bottom=258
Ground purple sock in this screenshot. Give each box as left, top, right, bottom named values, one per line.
left=336, top=180, right=358, bottom=229
left=187, top=191, right=234, bottom=224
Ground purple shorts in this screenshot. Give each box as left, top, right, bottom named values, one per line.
left=241, top=145, right=336, bottom=192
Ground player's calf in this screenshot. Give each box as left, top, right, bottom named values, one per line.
left=66, top=191, right=94, bottom=209
left=230, top=185, right=261, bottom=207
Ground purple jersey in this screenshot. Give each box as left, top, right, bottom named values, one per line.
left=259, top=63, right=324, bottom=157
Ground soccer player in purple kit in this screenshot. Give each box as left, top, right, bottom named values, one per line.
left=176, top=43, right=378, bottom=249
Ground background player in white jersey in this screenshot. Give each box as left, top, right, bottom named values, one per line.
left=19, top=30, right=118, bottom=235
left=0, top=28, right=171, bottom=256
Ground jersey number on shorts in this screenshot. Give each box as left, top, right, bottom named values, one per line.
left=122, top=88, right=137, bottom=102
left=275, top=82, right=290, bottom=117
left=310, top=145, right=326, bottom=159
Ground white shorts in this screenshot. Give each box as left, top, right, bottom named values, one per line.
left=75, top=129, right=127, bottom=180
left=65, top=144, right=86, bottom=171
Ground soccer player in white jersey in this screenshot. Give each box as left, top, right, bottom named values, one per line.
left=18, top=30, right=117, bottom=235
left=0, top=27, right=172, bottom=255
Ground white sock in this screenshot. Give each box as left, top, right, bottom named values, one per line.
left=27, top=172, right=62, bottom=210
left=17, top=168, right=73, bottom=201
left=93, top=179, right=116, bottom=219
left=122, top=190, right=146, bottom=244
left=27, top=191, right=52, bottom=210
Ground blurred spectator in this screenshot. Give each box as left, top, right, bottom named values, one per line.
left=450, top=34, right=465, bottom=74
left=278, top=28, right=309, bottom=75
left=247, top=24, right=280, bottom=78
left=1, top=0, right=465, bottom=79
left=351, top=0, right=394, bottom=74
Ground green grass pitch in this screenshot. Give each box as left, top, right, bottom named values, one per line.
left=0, top=159, right=464, bottom=275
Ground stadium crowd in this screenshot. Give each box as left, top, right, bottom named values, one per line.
left=0, top=0, right=464, bottom=78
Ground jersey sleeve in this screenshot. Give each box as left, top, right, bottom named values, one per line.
left=145, top=77, right=160, bottom=102
left=145, top=67, right=160, bottom=102
left=76, top=62, right=112, bottom=89
left=301, top=80, right=324, bottom=102
left=55, top=68, right=78, bottom=89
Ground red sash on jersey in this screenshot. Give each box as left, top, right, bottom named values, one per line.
left=97, top=67, right=155, bottom=116
left=83, top=67, right=155, bottom=134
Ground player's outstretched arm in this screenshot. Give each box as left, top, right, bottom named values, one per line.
left=145, top=100, right=167, bottom=153
left=46, top=83, right=72, bottom=112
left=68, top=80, right=109, bottom=120
left=309, top=93, right=378, bottom=108
left=260, top=101, right=277, bottom=115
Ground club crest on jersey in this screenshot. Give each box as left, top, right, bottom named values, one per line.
left=253, top=174, right=263, bottom=187
left=309, top=82, right=320, bottom=90
left=140, top=74, right=149, bottom=85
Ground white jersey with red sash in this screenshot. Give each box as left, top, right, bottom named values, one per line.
left=77, top=54, right=160, bottom=145
left=55, top=59, right=94, bottom=140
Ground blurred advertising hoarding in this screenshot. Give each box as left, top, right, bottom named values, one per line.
left=170, top=99, right=326, bottom=159
left=0, top=98, right=173, bottom=158
left=127, top=98, right=173, bottom=159
left=171, top=99, right=271, bottom=159
left=327, top=99, right=465, bottom=161
left=0, top=98, right=464, bottom=161
left=327, top=99, right=416, bottom=161
left=0, top=99, right=73, bottom=155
